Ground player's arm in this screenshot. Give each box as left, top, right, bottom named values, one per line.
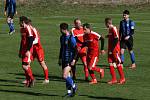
left=99, top=35, right=104, bottom=51
left=119, top=21, right=123, bottom=40
left=4, top=0, right=8, bottom=16
left=58, top=36, right=62, bottom=66
left=70, top=36, right=78, bottom=66
left=27, top=36, right=34, bottom=51
left=74, top=36, right=83, bottom=44
left=112, top=37, right=118, bottom=52
left=13, top=0, right=17, bottom=15
left=112, top=27, right=119, bottom=52
left=130, top=21, right=135, bottom=36
left=18, top=42, right=22, bottom=58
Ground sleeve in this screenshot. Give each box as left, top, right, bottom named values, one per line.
left=71, top=28, right=75, bottom=37
left=13, top=0, right=16, bottom=13
left=27, top=36, right=34, bottom=51
left=59, top=36, right=62, bottom=59
left=71, top=36, right=77, bottom=48
left=113, top=27, right=119, bottom=39
left=130, top=21, right=135, bottom=36
left=26, top=26, right=33, bottom=37
left=119, top=21, right=123, bottom=38
left=131, top=21, right=135, bottom=30
left=71, top=36, right=78, bottom=59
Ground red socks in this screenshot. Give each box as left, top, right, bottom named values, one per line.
left=117, top=65, right=125, bottom=79
left=44, top=68, right=49, bottom=80
left=109, top=66, right=117, bottom=80
left=89, top=70, right=96, bottom=80
left=26, top=67, right=34, bottom=80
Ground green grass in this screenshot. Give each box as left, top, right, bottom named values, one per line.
left=0, top=1, right=150, bottom=100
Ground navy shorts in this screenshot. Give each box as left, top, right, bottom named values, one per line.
left=120, top=36, right=133, bottom=51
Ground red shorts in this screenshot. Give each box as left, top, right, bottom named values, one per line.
left=108, top=52, right=121, bottom=64
left=78, top=47, right=87, bottom=57
left=87, top=55, right=98, bottom=69
left=33, top=44, right=44, bottom=62
left=22, top=49, right=33, bottom=64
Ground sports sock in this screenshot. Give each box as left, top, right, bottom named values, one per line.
left=130, top=52, right=135, bottom=64
left=109, top=65, right=116, bottom=80
left=89, top=70, right=96, bottom=80
left=44, top=68, right=49, bottom=80
left=121, top=54, right=125, bottom=63
left=26, top=67, right=34, bottom=80
left=117, top=64, right=125, bottom=79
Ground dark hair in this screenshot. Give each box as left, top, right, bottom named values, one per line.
left=105, top=17, right=112, bottom=23
left=60, top=23, right=69, bottom=30
left=83, top=23, right=91, bottom=29
left=19, top=16, right=30, bottom=24
left=123, top=10, right=130, bottom=15
left=74, top=18, right=80, bottom=23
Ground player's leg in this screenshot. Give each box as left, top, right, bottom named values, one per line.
left=7, top=14, right=15, bottom=35
left=39, top=61, right=49, bottom=83
left=90, top=56, right=104, bottom=79
left=127, top=37, right=136, bottom=69
left=80, top=53, right=89, bottom=81
left=120, top=40, right=126, bottom=63
left=107, top=54, right=117, bottom=85
left=63, top=65, right=77, bottom=96
left=36, top=46, right=49, bottom=83
left=22, top=62, right=34, bottom=87
left=87, top=56, right=97, bottom=84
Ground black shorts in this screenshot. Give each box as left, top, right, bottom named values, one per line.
left=62, top=61, right=71, bottom=69
left=120, top=36, right=133, bottom=51
left=7, top=13, right=14, bottom=19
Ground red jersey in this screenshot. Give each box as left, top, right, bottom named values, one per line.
left=71, top=27, right=84, bottom=47
left=108, top=26, right=120, bottom=53
left=31, top=26, right=41, bottom=45
left=20, top=25, right=35, bottom=55
left=83, top=31, right=101, bottom=56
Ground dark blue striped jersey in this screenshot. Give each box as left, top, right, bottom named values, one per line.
left=5, top=0, right=16, bottom=14
left=119, top=19, right=135, bottom=38
left=59, top=34, right=77, bottom=62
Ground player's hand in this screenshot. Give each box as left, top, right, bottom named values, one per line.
left=125, top=36, right=130, bottom=40
left=58, top=59, right=62, bottom=66
left=25, top=51, right=30, bottom=57
left=100, top=50, right=106, bottom=55
left=71, top=59, right=76, bottom=66
left=15, top=11, right=18, bottom=15
left=77, top=47, right=81, bottom=52
left=4, top=11, right=7, bottom=16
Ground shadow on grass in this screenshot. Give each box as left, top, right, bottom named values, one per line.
left=79, top=95, right=136, bottom=100
left=0, top=89, right=60, bottom=97
left=9, top=72, right=92, bottom=83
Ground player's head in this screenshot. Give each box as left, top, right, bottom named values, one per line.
left=19, top=16, right=30, bottom=27
left=74, top=18, right=82, bottom=29
left=60, top=23, right=69, bottom=35
left=123, top=10, right=130, bottom=20
left=83, top=23, right=92, bottom=34
left=105, top=18, right=112, bottom=28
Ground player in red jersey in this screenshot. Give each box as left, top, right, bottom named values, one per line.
left=71, top=18, right=89, bottom=81
left=82, top=23, right=105, bottom=84
left=22, top=19, right=49, bottom=84
left=19, top=16, right=35, bottom=87
left=105, top=18, right=126, bottom=85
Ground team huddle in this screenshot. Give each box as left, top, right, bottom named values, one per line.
left=4, top=0, right=136, bottom=97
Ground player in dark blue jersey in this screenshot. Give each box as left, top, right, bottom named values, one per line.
left=119, top=10, right=136, bottom=69
left=58, top=23, right=77, bottom=97
left=4, top=0, right=17, bottom=35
